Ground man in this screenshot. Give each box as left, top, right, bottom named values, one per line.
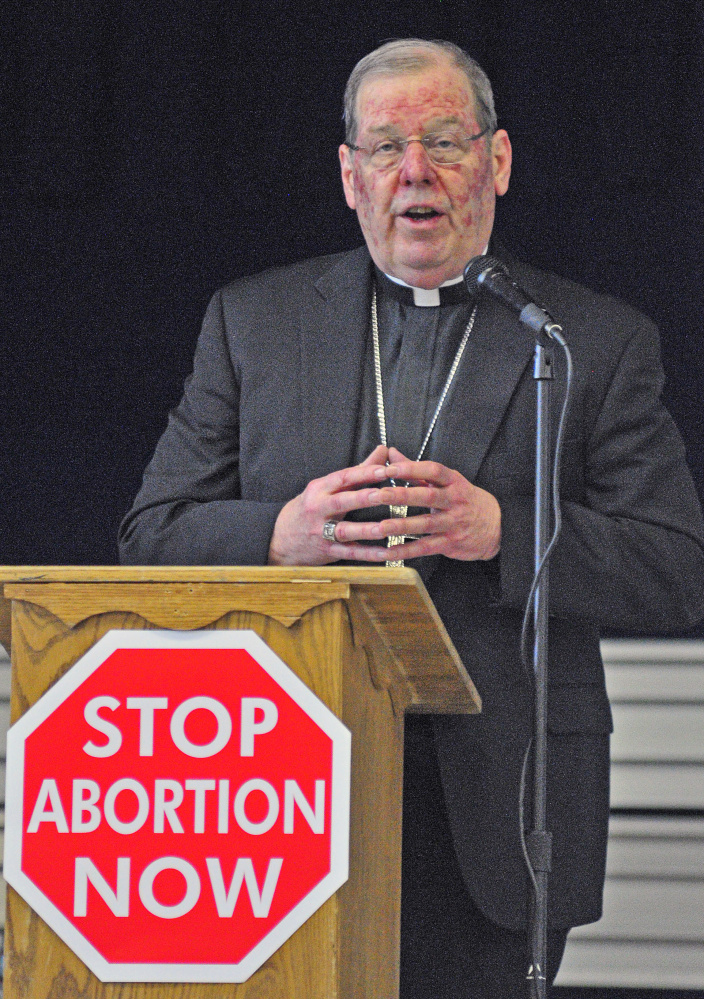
left=120, top=39, right=704, bottom=997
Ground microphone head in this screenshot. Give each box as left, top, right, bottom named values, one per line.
left=463, top=255, right=510, bottom=293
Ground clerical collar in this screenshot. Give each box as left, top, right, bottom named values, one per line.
left=376, top=267, right=472, bottom=307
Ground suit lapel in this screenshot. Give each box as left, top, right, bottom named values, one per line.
left=301, top=247, right=372, bottom=481
left=439, top=293, right=535, bottom=481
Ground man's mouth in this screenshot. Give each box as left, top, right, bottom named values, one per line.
left=402, top=207, right=443, bottom=221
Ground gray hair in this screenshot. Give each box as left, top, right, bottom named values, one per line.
left=343, top=39, right=498, bottom=145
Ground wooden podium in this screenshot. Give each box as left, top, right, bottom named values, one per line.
left=0, top=566, right=480, bottom=999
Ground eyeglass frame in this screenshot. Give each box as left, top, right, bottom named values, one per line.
left=345, top=127, right=492, bottom=167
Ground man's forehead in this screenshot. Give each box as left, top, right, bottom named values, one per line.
left=366, top=114, right=466, bottom=137
left=356, top=65, right=478, bottom=131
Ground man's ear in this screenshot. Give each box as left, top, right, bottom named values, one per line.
left=339, top=144, right=357, bottom=210
left=491, top=130, right=512, bottom=197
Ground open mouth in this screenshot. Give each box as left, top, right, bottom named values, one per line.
left=402, top=207, right=442, bottom=221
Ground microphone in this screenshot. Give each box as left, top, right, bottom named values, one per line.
left=464, top=255, right=563, bottom=340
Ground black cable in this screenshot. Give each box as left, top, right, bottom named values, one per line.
left=519, top=330, right=573, bottom=677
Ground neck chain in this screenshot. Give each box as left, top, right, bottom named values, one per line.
left=371, top=284, right=477, bottom=566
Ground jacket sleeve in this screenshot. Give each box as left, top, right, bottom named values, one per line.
left=118, top=291, right=284, bottom=566
left=495, top=317, right=704, bottom=632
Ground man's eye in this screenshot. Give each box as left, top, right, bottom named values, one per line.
left=374, top=140, right=400, bottom=154
left=431, top=136, right=460, bottom=150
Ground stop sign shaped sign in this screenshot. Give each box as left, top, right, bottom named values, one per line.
left=4, top=630, right=351, bottom=982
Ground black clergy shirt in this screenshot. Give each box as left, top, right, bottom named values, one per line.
left=346, top=268, right=479, bottom=573
left=353, top=267, right=478, bottom=465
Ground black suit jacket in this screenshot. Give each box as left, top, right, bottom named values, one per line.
left=120, top=245, right=704, bottom=930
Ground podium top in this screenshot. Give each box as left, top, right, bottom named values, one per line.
left=0, top=565, right=432, bottom=584
left=0, top=566, right=480, bottom=714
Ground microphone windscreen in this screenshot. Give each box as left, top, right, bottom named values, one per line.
left=463, top=255, right=509, bottom=291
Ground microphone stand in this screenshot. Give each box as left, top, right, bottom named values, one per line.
left=526, top=340, right=554, bottom=999
left=462, top=256, right=569, bottom=996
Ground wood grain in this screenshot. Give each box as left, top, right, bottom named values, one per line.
left=0, top=565, right=428, bottom=657
left=3, top=581, right=351, bottom=629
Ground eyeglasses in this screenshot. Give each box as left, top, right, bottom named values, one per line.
left=346, top=128, right=490, bottom=168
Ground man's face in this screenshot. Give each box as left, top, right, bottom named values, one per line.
left=339, top=59, right=512, bottom=289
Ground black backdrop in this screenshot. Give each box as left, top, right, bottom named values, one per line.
left=3, top=1, right=704, bottom=634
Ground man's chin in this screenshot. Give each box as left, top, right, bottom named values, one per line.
left=390, top=257, right=463, bottom=289
left=388, top=237, right=468, bottom=287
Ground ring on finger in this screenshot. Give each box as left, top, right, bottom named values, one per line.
left=322, top=521, right=338, bottom=543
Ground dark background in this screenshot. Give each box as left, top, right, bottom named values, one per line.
left=2, top=6, right=704, bottom=995
left=3, top=2, right=704, bottom=626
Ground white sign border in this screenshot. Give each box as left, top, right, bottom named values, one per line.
left=4, top=629, right=351, bottom=983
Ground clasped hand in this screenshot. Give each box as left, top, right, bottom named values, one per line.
left=267, top=445, right=501, bottom=566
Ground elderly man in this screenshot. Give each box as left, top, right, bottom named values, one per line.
left=120, top=39, right=704, bottom=998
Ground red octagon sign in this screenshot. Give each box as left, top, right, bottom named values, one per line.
left=4, top=630, right=351, bottom=982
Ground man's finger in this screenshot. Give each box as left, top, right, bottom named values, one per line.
left=384, top=458, right=455, bottom=486
left=379, top=512, right=440, bottom=537
left=372, top=484, right=446, bottom=511
left=326, top=540, right=390, bottom=562
left=361, top=444, right=390, bottom=465
left=384, top=536, right=443, bottom=559
left=331, top=519, right=387, bottom=544
left=322, top=460, right=393, bottom=494
left=325, top=485, right=397, bottom=518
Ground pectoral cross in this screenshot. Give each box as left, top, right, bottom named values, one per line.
left=386, top=504, right=408, bottom=567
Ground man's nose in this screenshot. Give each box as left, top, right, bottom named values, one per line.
left=398, top=140, right=437, bottom=183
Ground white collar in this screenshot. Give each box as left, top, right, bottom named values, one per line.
left=383, top=247, right=489, bottom=307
